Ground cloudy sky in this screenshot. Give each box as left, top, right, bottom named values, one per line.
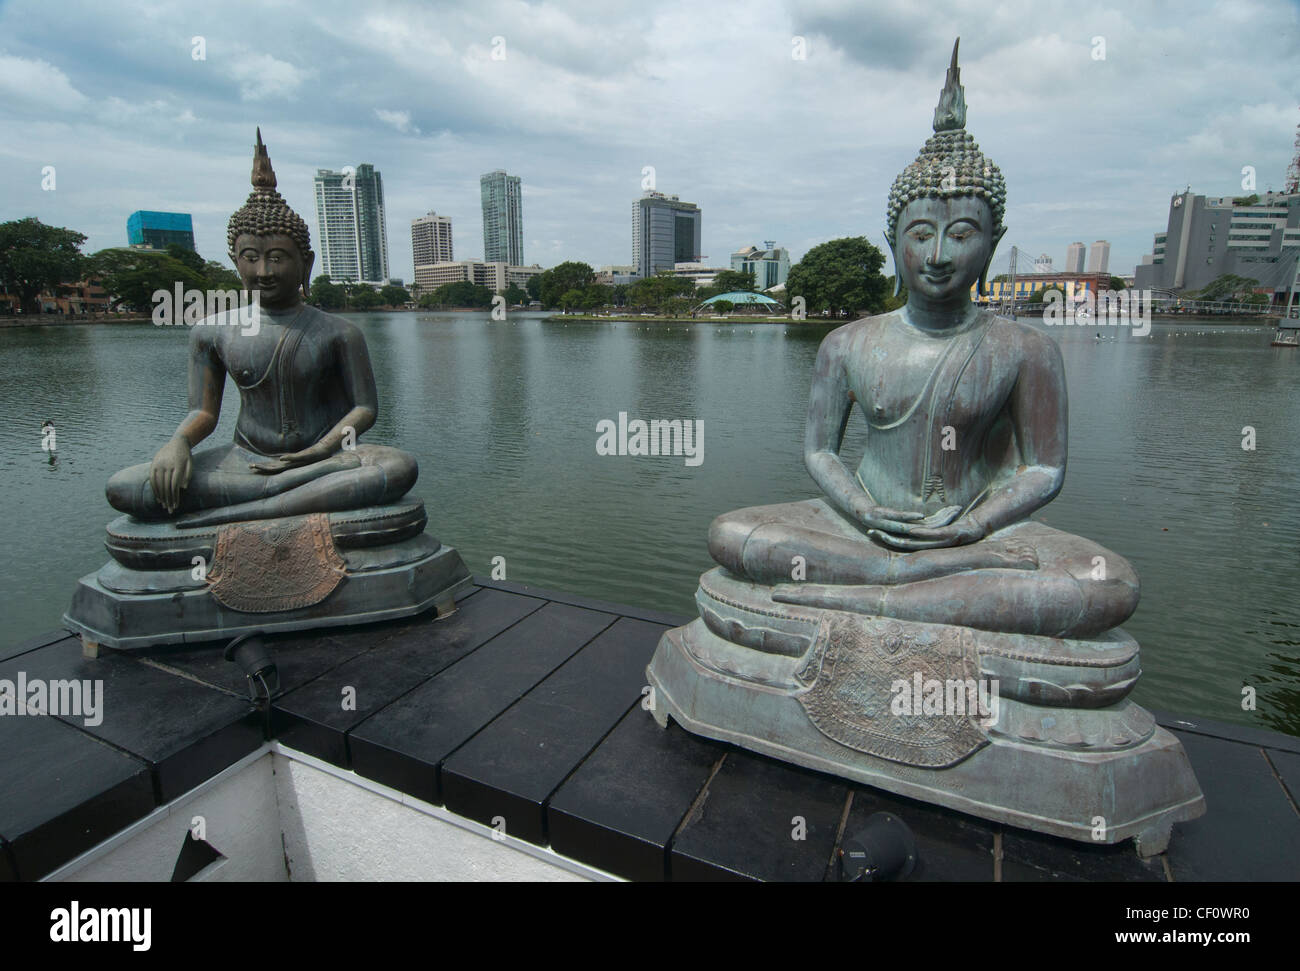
left=2, top=0, right=1297, bottom=282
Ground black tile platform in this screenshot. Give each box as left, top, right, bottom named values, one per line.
left=3, top=578, right=1298, bottom=881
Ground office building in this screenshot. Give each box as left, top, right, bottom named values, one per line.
left=1065, top=242, right=1086, bottom=274
left=413, top=259, right=542, bottom=294
left=731, top=241, right=790, bottom=289
left=633, top=192, right=702, bottom=278
left=593, top=265, right=638, bottom=287
left=480, top=170, right=523, bottom=265
left=313, top=164, right=390, bottom=284
left=411, top=212, right=454, bottom=269
left=1135, top=189, right=1300, bottom=295
left=126, top=211, right=195, bottom=251
left=672, top=262, right=726, bottom=288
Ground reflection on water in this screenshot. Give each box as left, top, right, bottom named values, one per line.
left=0, top=313, right=1296, bottom=734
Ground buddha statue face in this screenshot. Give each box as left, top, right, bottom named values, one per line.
left=233, top=233, right=313, bottom=310
left=894, top=195, right=998, bottom=307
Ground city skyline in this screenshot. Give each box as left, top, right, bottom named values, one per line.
left=1, top=0, right=1296, bottom=284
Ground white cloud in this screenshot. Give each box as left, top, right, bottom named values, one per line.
left=222, top=51, right=313, bottom=101
left=375, top=108, right=417, bottom=134
left=0, top=53, right=87, bottom=111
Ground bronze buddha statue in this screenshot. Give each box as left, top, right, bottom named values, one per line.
left=65, top=131, right=469, bottom=651
left=646, top=41, right=1203, bottom=856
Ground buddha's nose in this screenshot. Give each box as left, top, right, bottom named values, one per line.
left=928, top=235, right=948, bottom=267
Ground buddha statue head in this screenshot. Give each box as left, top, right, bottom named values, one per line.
left=885, top=39, right=1006, bottom=305
left=226, top=129, right=315, bottom=309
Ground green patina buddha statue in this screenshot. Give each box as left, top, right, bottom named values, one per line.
left=106, top=130, right=417, bottom=528
left=706, top=42, right=1132, bottom=638
left=65, top=132, right=469, bottom=652
left=646, top=41, right=1204, bottom=856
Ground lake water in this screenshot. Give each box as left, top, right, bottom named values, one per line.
left=1, top=311, right=1297, bottom=735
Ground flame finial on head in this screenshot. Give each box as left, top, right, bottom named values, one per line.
left=884, top=39, right=1005, bottom=251
left=251, top=127, right=277, bottom=190
left=226, top=128, right=314, bottom=269
left=932, top=38, right=966, bottom=132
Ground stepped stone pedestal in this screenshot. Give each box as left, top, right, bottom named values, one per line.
left=64, top=499, right=471, bottom=651
left=647, top=568, right=1205, bottom=856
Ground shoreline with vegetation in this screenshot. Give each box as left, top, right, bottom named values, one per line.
left=544, top=313, right=807, bottom=324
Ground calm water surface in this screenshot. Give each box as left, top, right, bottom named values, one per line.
left=1, top=312, right=1297, bottom=734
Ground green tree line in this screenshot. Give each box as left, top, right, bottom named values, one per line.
left=4, top=217, right=905, bottom=320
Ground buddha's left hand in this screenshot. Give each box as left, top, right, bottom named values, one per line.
left=868, top=515, right=986, bottom=550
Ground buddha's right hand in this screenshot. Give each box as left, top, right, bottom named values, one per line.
left=842, top=496, right=956, bottom=535
left=149, top=437, right=193, bottom=515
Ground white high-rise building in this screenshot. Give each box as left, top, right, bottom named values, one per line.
left=1065, top=242, right=1086, bottom=274
left=313, top=164, right=390, bottom=284
left=411, top=212, right=454, bottom=270
left=1086, top=240, right=1111, bottom=274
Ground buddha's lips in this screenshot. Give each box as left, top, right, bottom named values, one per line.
left=922, top=272, right=952, bottom=284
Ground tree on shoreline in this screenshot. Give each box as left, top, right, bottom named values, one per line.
left=418, top=280, right=494, bottom=309
left=784, top=237, right=889, bottom=314
left=311, top=275, right=345, bottom=309
left=0, top=218, right=87, bottom=314
left=538, top=261, right=595, bottom=308
left=88, top=247, right=207, bottom=312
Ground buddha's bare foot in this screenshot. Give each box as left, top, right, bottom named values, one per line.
left=991, top=543, right=1039, bottom=570
left=175, top=506, right=253, bottom=529
left=772, top=583, right=882, bottom=614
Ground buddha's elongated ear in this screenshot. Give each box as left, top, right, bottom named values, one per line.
left=302, top=251, right=315, bottom=298
left=977, top=226, right=1006, bottom=299
left=885, top=234, right=902, bottom=298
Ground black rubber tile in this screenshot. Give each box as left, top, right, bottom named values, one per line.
left=272, top=588, right=544, bottom=767
left=836, top=786, right=997, bottom=882
left=137, top=587, right=486, bottom=698
left=440, top=617, right=666, bottom=845
left=0, top=714, right=155, bottom=880
left=1167, top=731, right=1300, bottom=881
left=473, top=577, right=691, bottom=627
left=548, top=707, right=724, bottom=881
left=0, top=639, right=260, bottom=803
left=1000, top=827, right=1165, bottom=882
left=1267, top=748, right=1300, bottom=806
left=0, top=630, right=75, bottom=664
left=670, top=752, right=849, bottom=882
left=1153, top=709, right=1300, bottom=756
left=350, top=601, right=617, bottom=804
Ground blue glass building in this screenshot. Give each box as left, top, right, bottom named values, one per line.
left=126, top=211, right=195, bottom=251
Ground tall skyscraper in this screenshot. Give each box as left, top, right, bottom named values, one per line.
left=480, top=170, right=523, bottom=265
left=633, top=192, right=702, bottom=278
left=312, top=163, right=390, bottom=284
left=411, top=211, right=454, bottom=269
left=127, top=211, right=195, bottom=251
left=1086, top=240, right=1111, bottom=274
left=1065, top=242, right=1086, bottom=274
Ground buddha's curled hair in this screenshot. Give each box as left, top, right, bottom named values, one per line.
left=226, top=129, right=314, bottom=264
left=885, top=40, right=1006, bottom=248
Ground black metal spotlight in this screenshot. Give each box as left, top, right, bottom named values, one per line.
left=837, top=812, right=918, bottom=882
left=223, top=632, right=280, bottom=703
